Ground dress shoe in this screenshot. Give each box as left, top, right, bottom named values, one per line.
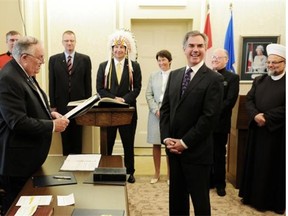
left=216, top=187, right=226, bottom=197
left=127, top=174, right=135, bottom=183
left=209, top=184, right=215, bottom=189
left=150, top=178, right=159, bottom=184
left=274, top=209, right=285, bottom=215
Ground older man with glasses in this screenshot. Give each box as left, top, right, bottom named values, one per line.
left=0, top=36, right=69, bottom=214
left=210, top=48, right=239, bottom=197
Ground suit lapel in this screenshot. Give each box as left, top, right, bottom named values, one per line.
left=182, top=66, right=207, bottom=97
left=117, top=59, right=129, bottom=86
left=61, top=53, right=67, bottom=72
left=71, top=52, right=79, bottom=75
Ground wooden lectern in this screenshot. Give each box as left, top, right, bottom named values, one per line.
left=227, top=95, right=249, bottom=189
left=75, top=107, right=135, bottom=155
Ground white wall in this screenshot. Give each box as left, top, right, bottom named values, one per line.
left=0, top=0, right=286, bottom=154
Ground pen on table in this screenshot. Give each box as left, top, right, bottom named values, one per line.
left=53, top=175, right=71, bottom=180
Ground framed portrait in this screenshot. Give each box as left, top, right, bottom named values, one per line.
left=240, top=36, right=279, bottom=81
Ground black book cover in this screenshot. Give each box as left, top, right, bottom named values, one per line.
left=93, top=167, right=126, bottom=182
left=64, top=94, right=100, bottom=119
left=32, top=172, right=77, bottom=187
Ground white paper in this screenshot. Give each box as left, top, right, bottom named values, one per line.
left=57, top=193, right=75, bottom=206
left=60, top=154, right=101, bottom=171
left=15, top=205, right=37, bottom=216
left=16, top=195, right=52, bottom=206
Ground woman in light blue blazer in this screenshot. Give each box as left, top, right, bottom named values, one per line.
left=146, top=50, right=172, bottom=184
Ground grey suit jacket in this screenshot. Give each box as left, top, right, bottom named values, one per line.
left=146, top=71, right=164, bottom=114
left=0, top=59, right=53, bottom=177
left=160, top=64, right=223, bottom=164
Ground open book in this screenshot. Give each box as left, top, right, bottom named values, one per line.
left=64, top=94, right=100, bottom=119
left=67, top=96, right=129, bottom=109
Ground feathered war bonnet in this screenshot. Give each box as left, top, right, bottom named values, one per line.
left=104, top=29, right=137, bottom=90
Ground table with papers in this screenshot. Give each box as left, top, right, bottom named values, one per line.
left=6, top=155, right=128, bottom=216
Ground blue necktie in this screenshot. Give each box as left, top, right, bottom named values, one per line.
left=181, top=68, right=192, bottom=96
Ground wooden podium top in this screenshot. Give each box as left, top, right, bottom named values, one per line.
left=75, top=107, right=135, bottom=127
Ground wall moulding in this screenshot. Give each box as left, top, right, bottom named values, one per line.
left=137, top=0, right=187, bottom=7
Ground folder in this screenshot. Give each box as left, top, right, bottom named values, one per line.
left=32, top=172, right=77, bottom=187
left=64, top=94, right=100, bottom=119
left=72, top=208, right=125, bottom=216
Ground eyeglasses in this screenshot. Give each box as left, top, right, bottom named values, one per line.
left=63, top=40, right=75, bottom=43
left=266, top=60, right=285, bottom=65
left=212, top=56, right=227, bottom=61
left=23, top=53, right=44, bottom=63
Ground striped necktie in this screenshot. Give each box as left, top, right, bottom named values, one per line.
left=67, top=55, right=72, bottom=75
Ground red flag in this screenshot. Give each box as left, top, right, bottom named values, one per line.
left=204, top=12, right=213, bottom=49
left=247, top=43, right=253, bottom=72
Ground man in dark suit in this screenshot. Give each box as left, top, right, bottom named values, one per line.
left=49, top=30, right=92, bottom=156
left=160, top=30, right=223, bottom=215
left=0, top=36, right=69, bottom=214
left=210, top=48, right=239, bottom=197
left=96, top=29, right=142, bottom=183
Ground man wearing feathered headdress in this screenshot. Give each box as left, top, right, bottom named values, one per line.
left=96, top=29, right=142, bottom=183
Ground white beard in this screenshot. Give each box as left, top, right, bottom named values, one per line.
left=267, top=69, right=275, bottom=76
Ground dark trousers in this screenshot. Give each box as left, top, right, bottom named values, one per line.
left=168, top=154, right=211, bottom=216
left=211, top=132, right=228, bottom=189
left=107, top=117, right=137, bottom=175
left=61, top=119, right=82, bottom=156
left=0, top=176, right=28, bottom=215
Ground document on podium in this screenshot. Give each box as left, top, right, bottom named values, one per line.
left=64, top=94, right=100, bottom=119
left=67, top=97, right=129, bottom=108
left=60, top=154, right=101, bottom=171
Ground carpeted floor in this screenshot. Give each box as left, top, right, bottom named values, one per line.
left=126, top=175, right=285, bottom=216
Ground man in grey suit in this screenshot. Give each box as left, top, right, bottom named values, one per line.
left=160, top=31, right=223, bottom=215
left=0, top=36, right=69, bottom=214
left=49, top=30, right=92, bottom=155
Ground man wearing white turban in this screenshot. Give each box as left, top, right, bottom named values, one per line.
left=239, top=43, right=286, bottom=214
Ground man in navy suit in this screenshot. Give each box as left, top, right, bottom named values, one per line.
left=49, top=30, right=92, bottom=155
left=0, top=36, right=69, bottom=214
left=160, top=31, right=223, bottom=215
left=96, top=29, right=142, bottom=183
left=210, top=48, right=239, bottom=197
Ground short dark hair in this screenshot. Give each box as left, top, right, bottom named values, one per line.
left=156, top=50, right=172, bottom=62
left=182, top=30, right=208, bottom=49
left=6, top=30, right=21, bottom=42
